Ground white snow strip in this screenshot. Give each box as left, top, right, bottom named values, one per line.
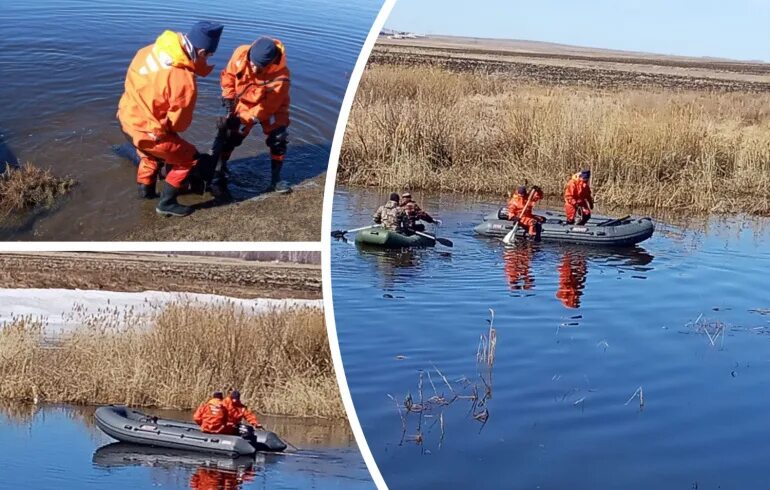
left=0, top=288, right=322, bottom=335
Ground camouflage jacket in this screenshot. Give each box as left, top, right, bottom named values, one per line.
left=373, top=201, right=407, bottom=231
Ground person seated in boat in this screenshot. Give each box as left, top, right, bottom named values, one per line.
left=399, top=192, right=441, bottom=232
left=564, top=170, right=594, bottom=225
left=223, top=390, right=263, bottom=434
left=507, top=185, right=544, bottom=240
left=373, top=192, right=408, bottom=231
left=193, top=391, right=230, bottom=434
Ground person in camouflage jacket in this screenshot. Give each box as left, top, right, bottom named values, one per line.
left=373, top=193, right=408, bottom=231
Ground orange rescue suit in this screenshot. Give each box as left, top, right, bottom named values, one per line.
left=118, top=30, right=213, bottom=187
left=563, top=174, right=594, bottom=223
left=190, top=468, right=255, bottom=490
left=507, top=190, right=542, bottom=236
left=222, top=395, right=260, bottom=433
left=193, top=397, right=229, bottom=434
left=556, top=252, right=587, bottom=309
left=220, top=40, right=290, bottom=160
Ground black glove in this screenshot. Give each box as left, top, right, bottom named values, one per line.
left=222, top=97, right=235, bottom=114
left=532, top=185, right=543, bottom=194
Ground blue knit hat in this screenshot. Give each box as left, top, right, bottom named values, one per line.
left=213, top=390, right=223, bottom=399
left=517, top=186, right=527, bottom=196
left=580, top=169, right=591, bottom=180
left=249, top=37, right=278, bottom=68
left=231, top=390, right=241, bottom=400
left=187, top=21, right=224, bottom=54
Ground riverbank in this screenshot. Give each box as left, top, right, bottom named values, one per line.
left=0, top=252, right=321, bottom=299
left=0, top=301, right=342, bottom=418
left=339, top=43, right=770, bottom=215
left=120, top=174, right=325, bottom=241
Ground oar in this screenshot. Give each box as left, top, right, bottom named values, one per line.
left=331, top=224, right=377, bottom=239
left=596, top=215, right=630, bottom=227
left=502, top=189, right=536, bottom=245
left=415, top=230, right=453, bottom=247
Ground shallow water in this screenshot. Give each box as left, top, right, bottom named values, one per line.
left=331, top=186, right=770, bottom=489
left=0, top=404, right=373, bottom=489
left=0, top=0, right=382, bottom=239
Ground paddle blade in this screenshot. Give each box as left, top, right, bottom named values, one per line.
left=436, top=237, right=453, bottom=247
left=330, top=230, right=346, bottom=239
left=502, top=224, right=519, bottom=245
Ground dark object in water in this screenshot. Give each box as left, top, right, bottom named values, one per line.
left=92, top=442, right=258, bottom=471
left=94, top=405, right=287, bottom=456
left=474, top=208, right=654, bottom=247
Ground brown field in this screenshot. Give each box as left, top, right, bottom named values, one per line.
left=0, top=252, right=321, bottom=299
left=339, top=38, right=770, bottom=215
left=0, top=302, right=342, bottom=418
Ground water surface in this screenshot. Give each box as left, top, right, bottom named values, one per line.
left=331, top=186, right=770, bottom=489
left=0, top=404, right=373, bottom=489
left=0, top=0, right=382, bottom=239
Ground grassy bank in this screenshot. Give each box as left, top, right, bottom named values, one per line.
left=0, top=302, right=342, bottom=418
left=0, top=163, right=75, bottom=215
left=339, top=64, right=770, bottom=215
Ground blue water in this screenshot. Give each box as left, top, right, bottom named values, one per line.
left=0, top=405, right=374, bottom=489
left=331, top=187, right=770, bottom=489
left=0, top=0, right=383, bottom=239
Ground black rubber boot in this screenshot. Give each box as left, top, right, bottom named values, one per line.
left=268, top=159, right=292, bottom=194
left=137, top=183, right=158, bottom=199
left=155, top=182, right=192, bottom=217
left=533, top=222, right=542, bottom=242
left=210, top=170, right=233, bottom=203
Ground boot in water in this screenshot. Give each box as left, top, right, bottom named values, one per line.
left=156, top=182, right=192, bottom=217
left=267, top=159, right=292, bottom=194
left=210, top=171, right=233, bottom=203
left=137, top=182, right=158, bottom=199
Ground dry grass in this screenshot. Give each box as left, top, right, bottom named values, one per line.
left=0, top=302, right=343, bottom=418
left=0, top=162, right=75, bottom=215
left=340, top=64, right=770, bottom=215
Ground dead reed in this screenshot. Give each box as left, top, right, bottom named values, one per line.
left=0, top=302, right=343, bottom=418
left=340, top=64, right=770, bottom=215
left=388, top=309, right=497, bottom=450
left=0, top=162, right=75, bottom=215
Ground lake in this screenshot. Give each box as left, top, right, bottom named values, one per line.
left=0, top=0, right=382, bottom=239
left=331, top=186, right=770, bottom=489
left=0, top=404, right=374, bottom=489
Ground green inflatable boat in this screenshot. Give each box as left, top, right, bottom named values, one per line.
left=355, top=227, right=436, bottom=249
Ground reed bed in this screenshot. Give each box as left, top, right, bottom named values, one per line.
left=340, top=64, right=770, bottom=215
left=0, top=162, right=75, bottom=215
left=0, top=302, right=343, bottom=418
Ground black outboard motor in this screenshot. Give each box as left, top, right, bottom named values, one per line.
left=497, top=207, right=509, bottom=220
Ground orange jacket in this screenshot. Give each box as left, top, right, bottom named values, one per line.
left=221, top=40, right=290, bottom=132
left=190, top=468, right=255, bottom=490
left=564, top=173, right=593, bottom=207
left=223, top=395, right=260, bottom=428
left=193, top=398, right=229, bottom=434
left=118, top=30, right=214, bottom=142
left=507, top=191, right=541, bottom=220
left=556, top=253, right=587, bottom=309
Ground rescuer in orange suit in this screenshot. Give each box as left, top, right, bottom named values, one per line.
left=564, top=170, right=594, bottom=225
left=193, top=391, right=230, bottom=434
left=118, top=21, right=223, bottom=217
left=215, top=36, right=292, bottom=197
left=503, top=244, right=535, bottom=291
left=222, top=390, right=263, bottom=434
left=556, top=251, right=588, bottom=308
left=507, top=185, right=544, bottom=240
left=189, top=467, right=255, bottom=490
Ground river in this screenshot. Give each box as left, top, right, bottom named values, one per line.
left=0, top=0, right=382, bottom=239
left=331, top=186, right=770, bottom=489
left=0, top=404, right=373, bottom=489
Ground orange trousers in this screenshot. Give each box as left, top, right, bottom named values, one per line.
left=132, top=133, right=198, bottom=188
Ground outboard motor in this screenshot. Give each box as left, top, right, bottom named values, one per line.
left=497, top=207, right=509, bottom=220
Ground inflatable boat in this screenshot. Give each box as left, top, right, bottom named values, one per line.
left=354, top=227, right=436, bottom=248
left=474, top=208, right=654, bottom=246
left=94, top=405, right=286, bottom=456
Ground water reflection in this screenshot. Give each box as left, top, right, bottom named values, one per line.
left=502, top=244, right=655, bottom=308
left=93, top=443, right=260, bottom=490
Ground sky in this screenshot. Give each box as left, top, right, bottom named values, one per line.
left=384, top=0, right=770, bottom=61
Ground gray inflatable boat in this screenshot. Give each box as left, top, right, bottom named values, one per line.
left=95, top=405, right=287, bottom=456
left=474, top=208, right=654, bottom=246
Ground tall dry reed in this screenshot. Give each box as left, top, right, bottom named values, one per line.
left=340, top=65, right=770, bottom=214
left=0, top=302, right=342, bottom=418
left=0, top=162, right=75, bottom=215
